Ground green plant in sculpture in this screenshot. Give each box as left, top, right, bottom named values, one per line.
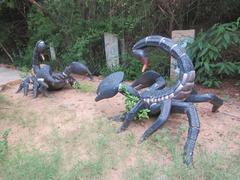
left=120, top=84, right=150, bottom=120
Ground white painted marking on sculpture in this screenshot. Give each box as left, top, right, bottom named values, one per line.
left=171, top=29, right=195, bottom=81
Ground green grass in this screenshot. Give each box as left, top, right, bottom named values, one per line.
left=19, top=66, right=30, bottom=79
left=0, top=129, right=10, bottom=161
left=0, top=149, right=61, bottom=180
left=124, top=160, right=159, bottom=180
left=72, top=81, right=96, bottom=93
left=0, top=94, right=12, bottom=106
left=0, top=105, right=38, bottom=128
left=163, top=149, right=240, bottom=180
left=62, top=158, right=105, bottom=179
left=0, top=94, right=239, bottom=179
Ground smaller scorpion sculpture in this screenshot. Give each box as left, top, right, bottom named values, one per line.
left=95, top=35, right=223, bottom=165
left=17, top=40, right=93, bottom=98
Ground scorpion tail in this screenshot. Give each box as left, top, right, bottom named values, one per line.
left=132, top=35, right=195, bottom=101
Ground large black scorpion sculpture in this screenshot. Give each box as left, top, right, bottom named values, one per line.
left=95, top=35, right=224, bottom=165
left=17, top=40, right=93, bottom=98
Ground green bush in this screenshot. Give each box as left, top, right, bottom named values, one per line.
left=188, top=18, right=240, bottom=87
left=100, top=49, right=170, bottom=80
left=13, top=0, right=142, bottom=73
left=100, top=55, right=143, bottom=80
left=119, top=84, right=150, bottom=120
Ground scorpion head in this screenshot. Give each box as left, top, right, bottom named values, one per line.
left=132, top=49, right=149, bottom=72
left=36, top=40, right=47, bottom=61
left=95, top=71, right=124, bottom=102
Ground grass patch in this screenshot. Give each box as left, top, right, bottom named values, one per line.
left=0, top=94, right=12, bottom=106
left=146, top=124, right=240, bottom=179
left=72, top=81, right=96, bottom=93
left=19, top=66, right=30, bottom=78
left=0, top=95, right=40, bottom=128
left=62, top=118, right=118, bottom=179
left=163, top=149, right=240, bottom=179
left=0, top=107, right=38, bottom=128
left=124, top=160, right=159, bottom=180
left=62, top=158, right=105, bottom=179
left=0, top=129, right=10, bottom=161
left=0, top=149, right=61, bottom=180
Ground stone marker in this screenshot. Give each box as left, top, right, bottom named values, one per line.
left=171, top=29, right=195, bottom=80
left=50, top=42, right=56, bottom=61
left=104, top=33, right=119, bottom=69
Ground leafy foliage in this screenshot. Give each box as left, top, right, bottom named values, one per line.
left=120, top=84, right=150, bottom=120
left=100, top=50, right=169, bottom=80
left=100, top=54, right=143, bottom=80
left=188, top=18, right=240, bottom=87
left=14, top=0, right=142, bottom=72
left=0, top=0, right=240, bottom=85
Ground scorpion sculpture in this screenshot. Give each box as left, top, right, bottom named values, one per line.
left=17, top=40, right=93, bottom=98
left=95, top=35, right=223, bottom=165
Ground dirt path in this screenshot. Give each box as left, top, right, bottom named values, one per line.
left=0, top=66, right=21, bottom=89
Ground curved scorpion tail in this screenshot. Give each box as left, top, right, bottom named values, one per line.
left=32, top=40, right=46, bottom=75
left=63, top=61, right=93, bottom=80
left=132, top=35, right=195, bottom=101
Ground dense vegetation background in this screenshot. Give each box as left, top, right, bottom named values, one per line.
left=0, top=0, right=239, bottom=87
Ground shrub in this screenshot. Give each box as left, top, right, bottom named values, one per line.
left=188, top=18, right=240, bottom=87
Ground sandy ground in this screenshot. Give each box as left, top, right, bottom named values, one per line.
left=0, top=75, right=239, bottom=178
left=1, top=76, right=239, bottom=150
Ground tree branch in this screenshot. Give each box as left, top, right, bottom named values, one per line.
left=28, top=0, right=60, bottom=28
left=0, top=42, right=14, bottom=63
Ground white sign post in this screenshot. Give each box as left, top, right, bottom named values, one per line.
left=104, top=33, right=120, bottom=69
left=50, top=42, right=56, bottom=61
left=171, top=29, right=195, bottom=81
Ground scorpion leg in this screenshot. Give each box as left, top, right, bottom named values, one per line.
left=110, top=113, right=126, bottom=122
left=16, top=76, right=31, bottom=94
left=16, top=83, right=24, bottom=93
left=139, top=99, right=171, bottom=143
left=185, top=93, right=223, bottom=112
left=38, top=81, right=49, bottom=97
left=117, top=100, right=147, bottom=133
left=172, top=101, right=200, bottom=166
left=32, top=77, right=40, bottom=98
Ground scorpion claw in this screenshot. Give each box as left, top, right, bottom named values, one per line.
left=95, top=71, right=124, bottom=101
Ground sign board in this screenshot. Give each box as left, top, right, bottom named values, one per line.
left=104, top=33, right=119, bottom=69
left=171, top=29, right=195, bottom=80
